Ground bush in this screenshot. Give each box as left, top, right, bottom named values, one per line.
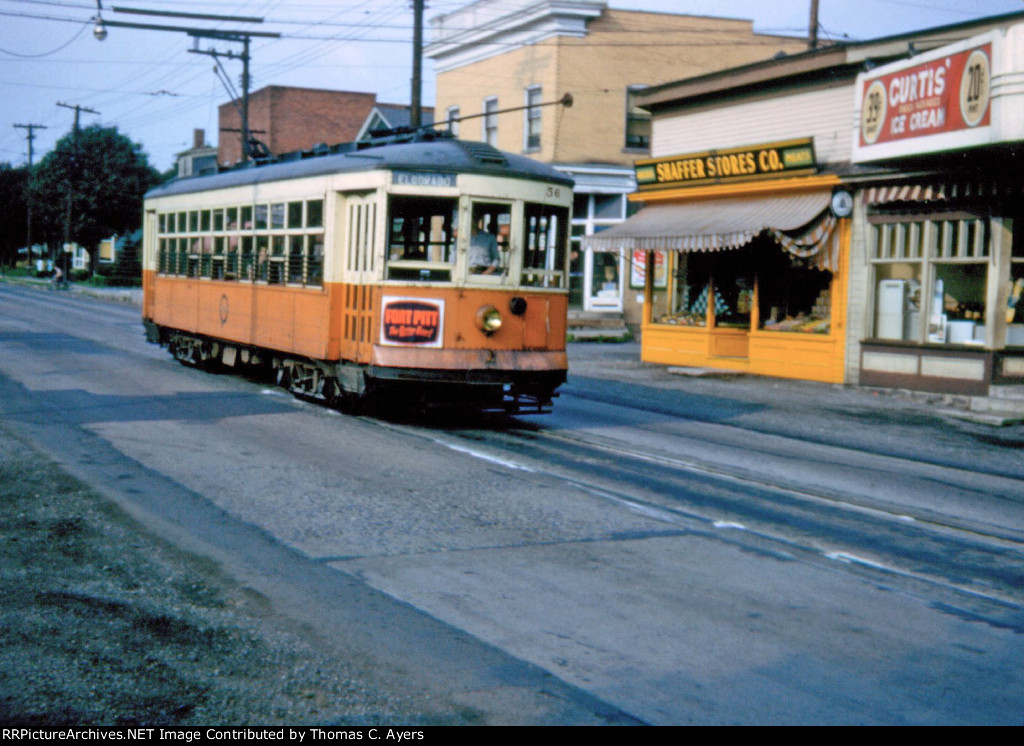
left=2, top=266, right=35, bottom=278
left=106, top=236, right=142, bottom=287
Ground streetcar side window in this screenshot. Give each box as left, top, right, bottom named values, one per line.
left=308, top=234, right=325, bottom=287
left=522, top=204, right=568, bottom=288
left=154, top=199, right=324, bottom=286
left=386, top=196, right=457, bottom=282
left=307, top=200, right=324, bottom=228
left=287, top=202, right=303, bottom=230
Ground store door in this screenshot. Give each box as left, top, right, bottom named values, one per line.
left=584, top=249, right=624, bottom=312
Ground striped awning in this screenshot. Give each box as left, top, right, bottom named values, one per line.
left=582, top=191, right=832, bottom=253
left=582, top=190, right=840, bottom=270
left=862, top=179, right=1014, bottom=205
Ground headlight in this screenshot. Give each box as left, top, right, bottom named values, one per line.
left=475, top=305, right=502, bottom=334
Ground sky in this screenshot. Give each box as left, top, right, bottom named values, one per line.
left=2, top=0, right=1023, bottom=172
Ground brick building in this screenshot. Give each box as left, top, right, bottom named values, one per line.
left=218, top=86, right=379, bottom=166
left=426, top=0, right=805, bottom=325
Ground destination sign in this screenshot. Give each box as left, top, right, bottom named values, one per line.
left=634, top=139, right=817, bottom=191
left=392, top=171, right=457, bottom=188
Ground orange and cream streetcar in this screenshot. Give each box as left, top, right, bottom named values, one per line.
left=141, top=133, right=573, bottom=413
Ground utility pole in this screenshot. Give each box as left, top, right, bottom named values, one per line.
left=190, top=35, right=257, bottom=163
left=57, top=102, right=100, bottom=136
left=809, top=0, right=820, bottom=50
left=411, top=0, right=424, bottom=128
left=13, top=123, right=47, bottom=263
left=92, top=7, right=279, bottom=165
left=56, top=102, right=101, bottom=273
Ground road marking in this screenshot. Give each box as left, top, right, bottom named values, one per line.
left=433, top=439, right=535, bottom=472
left=825, top=551, right=893, bottom=572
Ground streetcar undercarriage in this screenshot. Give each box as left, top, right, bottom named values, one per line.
left=150, top=325, right=562, bottom=416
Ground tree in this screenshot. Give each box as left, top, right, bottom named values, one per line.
left=29, top=125, right=161, bottom=271
left=0, top=163, right=29, bottom=268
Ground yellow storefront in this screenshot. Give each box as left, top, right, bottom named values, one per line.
left=586, top=139, right=852, bottom=384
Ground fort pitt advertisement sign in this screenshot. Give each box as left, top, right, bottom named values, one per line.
left=380, top=297, right=445, bottom=347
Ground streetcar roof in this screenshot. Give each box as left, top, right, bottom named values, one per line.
left=146, top=138, right=574, bottom=200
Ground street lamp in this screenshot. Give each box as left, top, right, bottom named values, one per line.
left=92, top=1, right=107, bottom=41
left=88, top=6, right=279, bottom=163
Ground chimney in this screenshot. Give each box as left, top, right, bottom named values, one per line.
left=193, top=128, right=205, bottom=150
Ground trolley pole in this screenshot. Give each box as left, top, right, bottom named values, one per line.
left=13, top=123, right=47, bottom=265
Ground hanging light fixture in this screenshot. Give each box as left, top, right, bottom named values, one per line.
left=93, top=0, right=107, bottom=41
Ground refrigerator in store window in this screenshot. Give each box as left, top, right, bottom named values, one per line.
left=877, top=279, right=909, bottom=340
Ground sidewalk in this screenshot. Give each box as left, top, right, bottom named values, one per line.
left=566, top=340, right=1024, bottom=483
left=567, top=340, right=1024, bottom=428
left=0, top=274, right=142, bottom=305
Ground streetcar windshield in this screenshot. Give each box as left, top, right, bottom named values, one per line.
left=469, top=202, right=511, bottom=277
left=386, top=196, right=457, bottom=282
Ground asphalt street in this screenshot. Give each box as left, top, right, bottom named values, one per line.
left=2, top=279, right=1022, bottom=725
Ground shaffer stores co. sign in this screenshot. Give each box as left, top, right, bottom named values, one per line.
left=634, top=138, right=817, bottom=191
left=859, top=43, right=992, bottom=147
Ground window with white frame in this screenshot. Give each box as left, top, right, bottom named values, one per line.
left=625, top=85, right=651, bottom=151
left=524, top=86, right=541, bottom=151
left=868, top=214, right=991, bottom=345
left=1011, top=222, right=1024, bottom=345
left=446, top=106, right=460, bottom=137
left=483, top=97, right=498, bottom=146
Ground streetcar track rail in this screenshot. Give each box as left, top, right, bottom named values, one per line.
left=375, top=416, right=1024, bottom=627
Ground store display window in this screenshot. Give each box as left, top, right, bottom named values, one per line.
left=1008, top=237, right=1024, bottom=345
left=659, top=252, right=710, bottom=327
left=868, top=216, right=991, bottom=346
left=654, top=239, right=832, bottom=333
left=757, top=248, right=833, bottom=334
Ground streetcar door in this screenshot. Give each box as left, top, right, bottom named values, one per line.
left=338, top=190, right=380, bottom=363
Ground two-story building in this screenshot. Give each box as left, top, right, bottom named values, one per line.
left=426, top=0, right=805, bottom=328
left=586, top=10, right=1024, bottom=409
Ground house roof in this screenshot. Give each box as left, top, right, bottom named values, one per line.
left=356, top=105, right=436, bottom=140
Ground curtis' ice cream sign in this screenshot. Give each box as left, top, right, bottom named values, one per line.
left=859, top=43, right=991, bottom=147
